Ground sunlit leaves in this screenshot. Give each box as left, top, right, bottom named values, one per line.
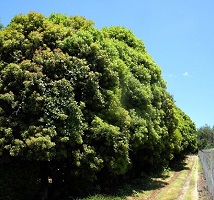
left=90, top=116, right=130, bottom=175
left=0, top=12, right=197, bottom=195
left=10, top=12, right=45, bottom=35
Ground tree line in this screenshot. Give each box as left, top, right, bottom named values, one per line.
left=197, top=124, right=214, bottom=149
left=0, top=12, right=197, bottom=199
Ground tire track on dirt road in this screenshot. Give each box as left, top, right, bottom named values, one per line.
left=126, top=155, right=206, bottom=200
left=145, top=171, right=180, bottom=200
left=176, top=155, right=198, bottom=200
left=147, top=155, right=198, bottom=200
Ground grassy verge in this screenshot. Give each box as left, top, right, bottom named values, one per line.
left=184, top=156, right=198, bottom=200
left=126, top=170, right=174, bottom=199
left=152, top=155, right=198, bottom=200
left=79, top=195, right=124, bottom=200
left=76, top=169, right=173, bottom=200
left=77, top=155, right=198, bottom=200
left=151, top=170, right=188, bottom=200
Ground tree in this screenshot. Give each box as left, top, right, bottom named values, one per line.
left=0, top=12, right=198, bottom=198
left=197, top=124, right=214, bottom=149
left=0, top=18, right=3, bottom=30
left=174, top=107, right=198, bottom=156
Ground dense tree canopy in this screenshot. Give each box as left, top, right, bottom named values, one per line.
left=0, top=12, right=197, bottom=199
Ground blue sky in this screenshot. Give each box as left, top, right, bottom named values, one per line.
left=1, top=0, right=214, bottom=128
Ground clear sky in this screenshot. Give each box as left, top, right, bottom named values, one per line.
left=1, top=0, right=214, bottom=128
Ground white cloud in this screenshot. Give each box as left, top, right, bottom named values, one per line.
left=182, top=71, right=193, bottom=78
left=163, top=73, right=175, bottom=78
left=182, top=72, right=189, bottom=76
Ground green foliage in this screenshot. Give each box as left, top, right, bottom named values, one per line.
left=0, top=12, right=197, bottom=198
left=197, top=124, right=214, bottom=149
left=90, top=116, right=130, bottom=175
left=174, top=107, right=198, bottom=156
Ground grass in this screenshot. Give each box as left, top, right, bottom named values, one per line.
left=184, top=156, right=198, bottom=200
left=78, top=194, right=124, bottom=200
left=126, top=170, right=173, bottom=199
left=152, top=155, right=198, bottom=200
left=77, top=155, right=199, bottom=200
left=76, top=170, right=172, bottom=200
left=153, top=170, right=189, bottom=200
left=77, top=167, right=174, bottom=200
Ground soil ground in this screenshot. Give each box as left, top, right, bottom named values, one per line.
left=198, top=163, right=213, bottom=200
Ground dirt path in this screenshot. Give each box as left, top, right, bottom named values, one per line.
left=127, top=155, right=213, bottom=200
left=145, top=171, right=180, bottom=200
left=153, top=155, right=199, bottom=200
left=176, top=155, right=198, bottom=200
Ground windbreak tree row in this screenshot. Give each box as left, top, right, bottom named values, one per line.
left=0, top=12, right=197, bottom=199
left=197, top=124, right=214, bottom=148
